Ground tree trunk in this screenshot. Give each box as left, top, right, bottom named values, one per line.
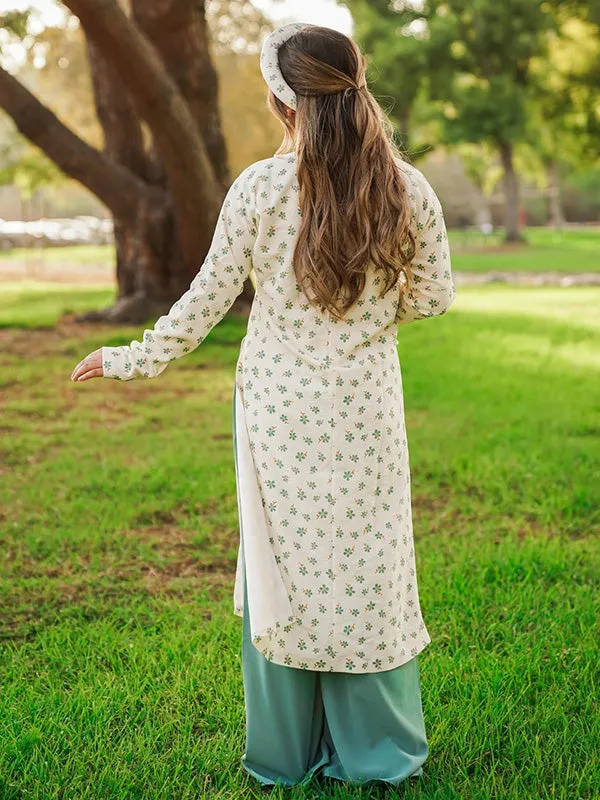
left=548, top=159, right=566, bottom=229
left=87, top=39, right=148, bottom=305
left=64, top=0, right=222, bottom=266
left=131, top=0, right=230, bottom=191
left=127, top=0, right=255, bottom=315
left=83, top=36, right=191, bottom=322
left=498, top=141, right=524, bottom=243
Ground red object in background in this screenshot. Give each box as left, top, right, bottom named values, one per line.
left=518, top=208, right=528, bottom=227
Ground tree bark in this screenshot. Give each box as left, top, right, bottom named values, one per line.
left=87, top=40, right=149, bottom=302
left=131, top=0, right=230, bottom=191
left=498, top=140, right=524, bottom=243
left=83, top=39, right=182, bottom=322
left=128, top=0, right=255, bottom=313
left=548, top=159, right=566, bottom=229
left=86, top=40, right=149, bottom=182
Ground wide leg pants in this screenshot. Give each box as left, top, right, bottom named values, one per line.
left=239, top=560, right=429, bottom=788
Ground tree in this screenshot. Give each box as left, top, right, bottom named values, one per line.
left=341, top=0, right=442, bottom=154
left=344, top=1, right=577, bottom=241
left=423, top=0, right=566, bottom=242
left=0, top=0, right=257, bottom=323
left=526, top=12, right=600, bottom=227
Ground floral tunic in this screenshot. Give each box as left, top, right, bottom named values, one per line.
left=102, top=152, right=455, bottom=673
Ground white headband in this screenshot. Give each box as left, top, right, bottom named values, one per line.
left=259, top=22, right=313, bottom=110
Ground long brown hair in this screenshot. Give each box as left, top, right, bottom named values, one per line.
left=266, top=25, right=416, bottom=320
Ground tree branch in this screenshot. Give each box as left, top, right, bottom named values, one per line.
left=62, top=0, right=223, bottom=266
left=0, top=65, right=153, bottom=220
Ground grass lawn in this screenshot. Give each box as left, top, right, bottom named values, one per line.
left=1, top=284, right=599, bottom=799
left=0, top=283, right=116, bottom=328
left=448, top=226, right=600, bottom=273
left=0, top=245, right=112, bottom=264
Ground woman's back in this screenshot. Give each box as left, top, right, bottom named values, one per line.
left=97, top=21, right=455, bottom=675
left=239, top=151, right=453, bottom=370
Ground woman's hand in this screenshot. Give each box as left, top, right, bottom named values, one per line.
left=71, top=348, right=104, bottom=382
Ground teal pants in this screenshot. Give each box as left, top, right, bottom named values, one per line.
left=240, top=564, right=429, bottom=788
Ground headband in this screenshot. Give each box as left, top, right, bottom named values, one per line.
left=259, top=22, right=313, bottom=110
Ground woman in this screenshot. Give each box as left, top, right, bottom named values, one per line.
left=71, top=22, right=455, bottom=789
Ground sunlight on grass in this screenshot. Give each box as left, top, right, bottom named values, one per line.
left=0, top=282, right=115, bottom=328
left=454, top=285, right=600, bottom=330
left=0, top=244, right=112, bottom=263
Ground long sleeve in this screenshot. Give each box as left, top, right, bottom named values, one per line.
left=102, top=168, right=257, bottom=381
left=394, top=170, right=455, bottom=325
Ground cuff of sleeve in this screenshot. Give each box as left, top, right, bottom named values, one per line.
left=102, top=345, right=132, bottom=380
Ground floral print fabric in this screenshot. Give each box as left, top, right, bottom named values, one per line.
left=102, top=152, right=455, bottom=672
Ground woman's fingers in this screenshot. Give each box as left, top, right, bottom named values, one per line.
left=75, top=367, right=104, bottom=382
left=71, top=349, right=103, bottom=382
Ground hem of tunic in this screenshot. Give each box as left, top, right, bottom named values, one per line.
left=233, top=602, right=431, bottom=674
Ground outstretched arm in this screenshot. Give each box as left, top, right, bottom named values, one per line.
left=395, top=175, right=455, bottom=325
left=71, top=167, right=256, bottom=383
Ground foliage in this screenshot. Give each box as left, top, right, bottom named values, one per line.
left=425, top=0, right=558, bottom=149
left=455, top=142, right=501, bottom=195
left=0, top=118, right=64, bottom=196
left=344, top=1, right=563, bottom=149
left=340, top=0, right=440, bottom=153
left=523, top=14, right=600, bottom=180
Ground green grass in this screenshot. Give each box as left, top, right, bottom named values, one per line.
left=1, top=284, right=599, bottom=799
left=0, top=244, right=112, bottom=263
left=0, top=282, right=115, bottom=328
left=448, top=226, right=600, bottom=273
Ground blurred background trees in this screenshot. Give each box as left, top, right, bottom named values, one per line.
left=0, top=0, right=599, bottom=320
left=344, top=0, right=600, bottom=242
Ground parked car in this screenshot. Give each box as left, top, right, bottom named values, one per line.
left=0, top=216, right=114, bottom=249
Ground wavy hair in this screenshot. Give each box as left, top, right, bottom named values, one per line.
left=266, top=25, right=415, bottom=320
